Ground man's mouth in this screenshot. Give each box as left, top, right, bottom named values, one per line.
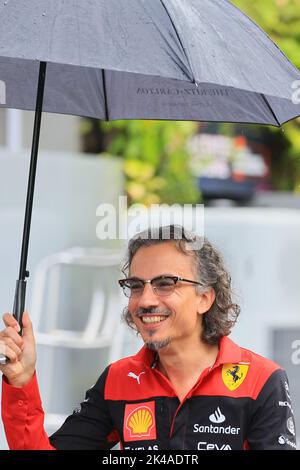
left=140, top=315, right=168, bottom=324
left=135, top=308, right=172, bottom=327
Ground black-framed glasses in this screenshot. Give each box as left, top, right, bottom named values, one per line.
left=118, top=275, right=204, bottom=298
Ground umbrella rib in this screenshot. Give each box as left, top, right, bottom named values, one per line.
left=159, top=0, right=195, bottom=83
left=260, top=93, right=281, bottom=127
left=102, top=69, right=109, bottom=121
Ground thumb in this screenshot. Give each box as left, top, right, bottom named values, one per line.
left=22, top=312, right=34, bottom=338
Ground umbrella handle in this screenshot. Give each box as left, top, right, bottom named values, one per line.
left=12, top=279, right=27, bottom=334
left=0, top=280, right=26, bottom=365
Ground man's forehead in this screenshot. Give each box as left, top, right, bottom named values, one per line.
left=129, top=242, right=195, bottom=275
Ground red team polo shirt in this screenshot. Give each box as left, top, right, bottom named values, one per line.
left=1, top=336, right=297, bottom=450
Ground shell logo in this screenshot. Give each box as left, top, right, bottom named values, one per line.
left=128, top=407, right=153, bottom=435
left=124, top=401, right=157, bottom=442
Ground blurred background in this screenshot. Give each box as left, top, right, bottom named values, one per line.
left=0, top=0, right=300, bottom=449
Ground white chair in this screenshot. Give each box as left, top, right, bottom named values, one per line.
left=29, top=247, right=127, bottom=435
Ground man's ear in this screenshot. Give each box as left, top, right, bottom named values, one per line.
left=197, top=287, right=216, bottom=314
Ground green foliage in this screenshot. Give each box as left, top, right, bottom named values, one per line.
left=233, top=0, right=300, bottom=69
left=81, top=1, right=300, bottom=196
left=99, top=120, right=200, bottom=205
left=232, top=0, right=300, bottom=191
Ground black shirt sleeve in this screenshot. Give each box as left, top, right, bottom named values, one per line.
left=49, top=366, right=118, bottom=450
left=247, top=369, right=297, bottom=450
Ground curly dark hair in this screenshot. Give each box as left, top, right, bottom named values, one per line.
left=121, top=225, right=240, bottom=345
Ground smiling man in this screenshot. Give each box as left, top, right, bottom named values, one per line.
left=0, top=225, right=297, bottom=450
left=119, top=230, right=223, bottom=404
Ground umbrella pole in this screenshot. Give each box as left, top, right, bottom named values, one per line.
left=0, top=61, right=47, bottom=364
left=19, top=64, right=48, bottom=320
left=15, top=61, right=47, bottom=328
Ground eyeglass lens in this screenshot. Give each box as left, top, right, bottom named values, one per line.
left=123, top=277, right=176, bottom=297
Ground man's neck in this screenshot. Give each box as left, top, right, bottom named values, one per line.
left=156, top=338, right=219, bottom=382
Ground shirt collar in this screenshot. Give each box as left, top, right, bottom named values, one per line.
left=134, top=345, right=157, bottom=368
left=214, top=336, right=242, bottom=367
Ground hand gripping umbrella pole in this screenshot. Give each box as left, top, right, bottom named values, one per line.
left=0, top=62, right=47, bottom=365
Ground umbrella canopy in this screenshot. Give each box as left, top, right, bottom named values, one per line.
left=0, top=0, right=300, bottom=364
left=0, top=0, right=300, bottom=125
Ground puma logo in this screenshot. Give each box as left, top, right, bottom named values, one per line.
left=128, top=371, right=146, bottom=384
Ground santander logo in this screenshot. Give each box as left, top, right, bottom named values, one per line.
left=209, top=407, right=226, bottom=424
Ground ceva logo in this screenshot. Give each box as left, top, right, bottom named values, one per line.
left=198, top=442, right=232, bottom=450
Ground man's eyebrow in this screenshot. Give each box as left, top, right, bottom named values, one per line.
left=128, top=273, right=177, bottom=279
left=154, top=273, right=177, bottom=278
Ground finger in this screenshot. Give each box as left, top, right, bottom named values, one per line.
left=22, top=312, right=34, bottom=339
left=2, top=313, right=21, bottom=332
left=2, top=337, right=23, bottom=359
left=1, top=327, right=24, bottom=348
left=0, top=343, right=18, bottom=363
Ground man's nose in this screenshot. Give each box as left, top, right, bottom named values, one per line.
left=136, top=283, right=160, bottom=308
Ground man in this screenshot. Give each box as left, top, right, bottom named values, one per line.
left=0, top=225, right=297, bottom=450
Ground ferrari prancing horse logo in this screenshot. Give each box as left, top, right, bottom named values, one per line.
left=222, top=363, right=249, bottom=391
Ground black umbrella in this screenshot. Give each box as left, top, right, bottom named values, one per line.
left=0, top=0, right=300, bottom=363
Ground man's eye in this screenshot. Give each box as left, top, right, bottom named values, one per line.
left=155, top=278, right=174, bottom=288
left=129, top=282, right=143, bottom=290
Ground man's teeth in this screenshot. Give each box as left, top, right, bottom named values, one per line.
left=141, top=316, right=167, bottom=324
